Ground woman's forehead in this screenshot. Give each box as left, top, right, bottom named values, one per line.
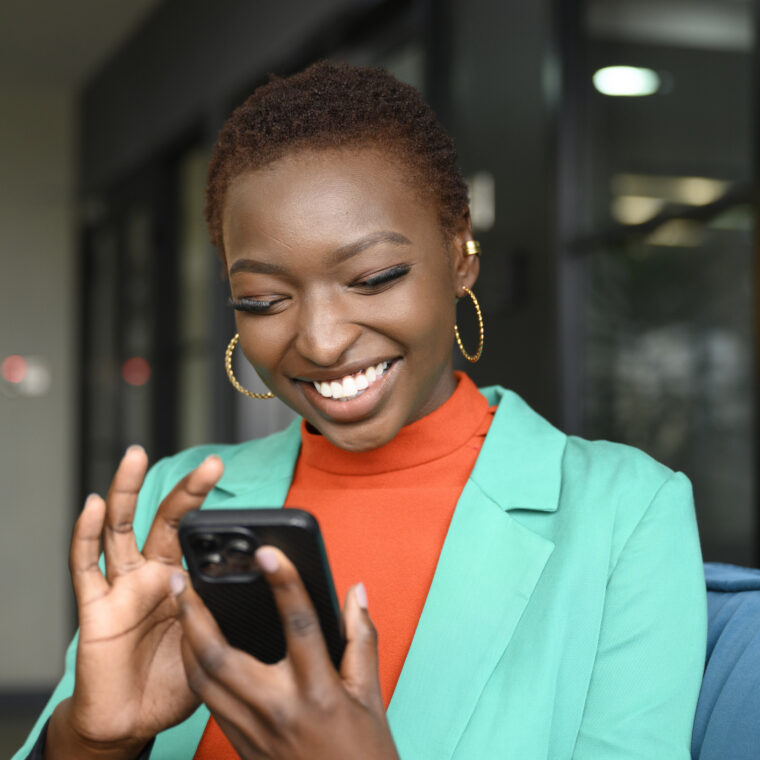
left=227, top=146, right=412, bottom=203
left=222, top=147, right=436, bottom=250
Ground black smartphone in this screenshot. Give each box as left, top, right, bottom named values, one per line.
left=178, top=508, right=345, bottom=669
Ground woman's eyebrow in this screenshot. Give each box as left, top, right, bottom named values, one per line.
left=328, top=230, right=412, bottom=266
left=229, top=259, right=286, bottom=276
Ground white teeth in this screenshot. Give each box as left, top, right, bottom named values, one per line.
left=310, top=360, right=393, bottom=400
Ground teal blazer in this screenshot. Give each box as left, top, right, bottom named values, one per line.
left=16, top=386, right=707, bottom=759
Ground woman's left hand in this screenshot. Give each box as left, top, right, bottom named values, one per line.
left=171, top=547, right=400, bottom=760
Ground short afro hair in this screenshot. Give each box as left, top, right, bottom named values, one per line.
left=204, top=60, right=469, bottom=262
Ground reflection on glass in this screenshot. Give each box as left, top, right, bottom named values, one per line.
left=122, top=205, right=153, bottom=450
left=583, top=222, right=755, bottom=564
left=177, top=147, right=213, bottom=449
left=86, top=227, right=119, bottom=496
left=578, top=0, right=756, bottom=563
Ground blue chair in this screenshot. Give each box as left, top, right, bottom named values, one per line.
left=692, top=563, right=760, bottom=759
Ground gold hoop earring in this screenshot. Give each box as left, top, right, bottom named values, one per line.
left=465, top=240, right=481, bottom=257
left=224, top=334, right=275, bottom=399
left=454, top=287, right=484, bottom=363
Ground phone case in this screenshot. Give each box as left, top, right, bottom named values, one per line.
left=178, top=508, right=345, bottom=668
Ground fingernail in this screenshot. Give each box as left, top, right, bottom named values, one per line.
left=84, top=493, right=98, bottom=507
left=355, top=582, right=368, bottom=610
left=202, top=454, right=223, bottom=471
left=170, top=572, right=186, bottom=596
left=126, top=444, right=144, bottom=456
left=256, top=547, right=279, bottom=573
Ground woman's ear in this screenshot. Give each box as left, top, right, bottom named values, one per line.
left=450, top=209, right=480, bottom=293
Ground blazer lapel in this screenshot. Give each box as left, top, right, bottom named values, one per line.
left=387, top=388, right=566, bottom=760
left=208, top=418, right=302, bottom=507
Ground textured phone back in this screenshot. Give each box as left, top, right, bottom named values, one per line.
left=179, top=510, right=344, bottom=668
left=196, top=569, right=286, bottom=664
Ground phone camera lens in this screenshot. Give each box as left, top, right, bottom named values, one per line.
left=199, top=552, right=225, bottom=577
left=224, top=537, right=255, bottom=570
left=193, top=533, right=219, bottom=553
left=224, top=537, right=254, bottom=558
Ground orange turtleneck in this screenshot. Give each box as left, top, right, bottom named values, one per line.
left=193, top=372, right=494, bottom=759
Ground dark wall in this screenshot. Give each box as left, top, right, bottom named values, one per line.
left=80, top=0, right=353, bottom=193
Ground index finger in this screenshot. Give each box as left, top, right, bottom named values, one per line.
left=256, top=546, right=336, bottom=687
left=103, top=445, right=150, bottom=581
left=142, top=455, right=224, bottom=564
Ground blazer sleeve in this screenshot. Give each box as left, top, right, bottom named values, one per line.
left=10, top=457, right=174, bottom=760
left=572, top=471, right=707, bottom=759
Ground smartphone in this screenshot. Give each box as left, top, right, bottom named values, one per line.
left=178, top=508, right=345, bottom=669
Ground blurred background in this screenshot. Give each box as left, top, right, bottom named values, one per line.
left=1, top=0, right=757, bottom=748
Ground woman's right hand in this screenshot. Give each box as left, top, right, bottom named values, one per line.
left=45, top=446, right=224, bottom=760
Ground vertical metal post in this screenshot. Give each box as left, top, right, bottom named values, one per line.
left=553, top=0, right=586, bottom=436
left=422, top=0, right=453, bottom=129
left=205, top=105, right=238, bottom=444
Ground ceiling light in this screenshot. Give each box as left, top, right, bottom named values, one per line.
left=593, top=66, right=661, bottom=97
left=611, top=195, right=666, bottom=225
left=645, top=220, right=703, bottom=247
left=611, top=174, right=730, bottom=207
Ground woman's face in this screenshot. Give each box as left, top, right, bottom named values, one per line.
left=222, top=147, right=478, bottom=452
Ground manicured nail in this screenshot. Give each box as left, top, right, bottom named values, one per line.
left=355, top=582, right=368, bottom=610
left=170, top=572, right=186, bottom=596
left=256, top=547, right=279, bottom=573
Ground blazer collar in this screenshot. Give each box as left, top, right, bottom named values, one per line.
left=209, top=386, right=566, bottom=513
left=473, top=385, right=566, bottom=512
left=208, top=418, right=302, bottom=503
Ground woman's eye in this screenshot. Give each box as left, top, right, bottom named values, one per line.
left=227, top=296, right=283, bottom=314
left=354, top=265, right=411, bottom=291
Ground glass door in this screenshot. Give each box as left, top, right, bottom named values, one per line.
left=562, top=0, right=757, bottom=564
left=80, top=162, right=179, bottom=497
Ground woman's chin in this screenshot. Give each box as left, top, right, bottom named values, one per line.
left=303, top=411, right=405, bottom=452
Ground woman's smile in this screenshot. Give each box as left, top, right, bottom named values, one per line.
left=295, top=357, right=402, bottom=423
left=299, top=357, right=396, bottom=400
left=222, top=146, right=477, bottom=452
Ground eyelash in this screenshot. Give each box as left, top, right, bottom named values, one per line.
left=228, top=265, right=411, bottom=314
left=228, top=296, right=278, bottom=314
left=353, top=264, right=411, bottom=290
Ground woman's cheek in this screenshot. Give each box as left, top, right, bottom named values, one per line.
left=237, top=327, right=280, bottom=380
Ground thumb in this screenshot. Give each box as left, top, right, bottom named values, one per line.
left=340, top=583, right=384, bottom=712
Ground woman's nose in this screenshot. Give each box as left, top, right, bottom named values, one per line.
left=292, top=300, right=361, bottom=367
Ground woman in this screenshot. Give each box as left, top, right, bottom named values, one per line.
left=16, top=62, right=706, bottom=760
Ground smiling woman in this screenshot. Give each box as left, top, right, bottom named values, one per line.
left=15, top=62, right=706, bottom=760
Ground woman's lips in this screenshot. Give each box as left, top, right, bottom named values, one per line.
left=296, top=359, right=401, bottom=423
